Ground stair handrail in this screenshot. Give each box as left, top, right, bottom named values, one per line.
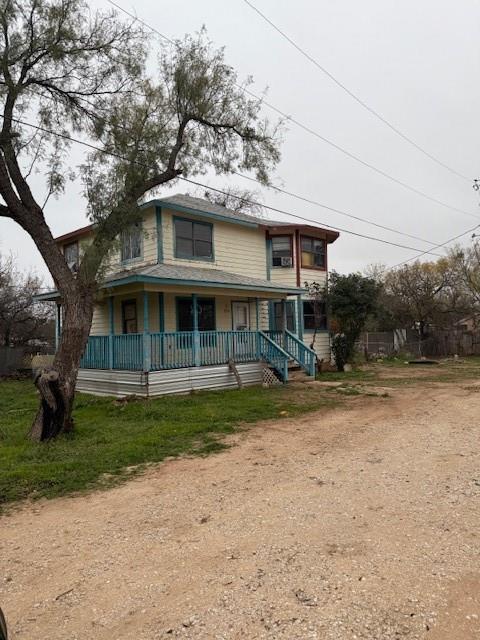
left=258, top=331, right=290, bottom=382
left=284, top=329, right=317, bottom=377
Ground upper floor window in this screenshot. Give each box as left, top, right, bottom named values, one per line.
left=64, top=241, right=79, bottom=271
left=301, top=236, right=325, bottom=269
left=121, top=223, right=142, bottom=262
left=271, top=236, right=293, bottom=267
left=174, top=218, right=213, bottom=260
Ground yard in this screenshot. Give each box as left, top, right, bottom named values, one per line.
left=1, top=358, right=480, bottom=639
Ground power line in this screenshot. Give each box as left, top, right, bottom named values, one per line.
left=34, top=84, right=440, bottom=248
left=388, top=223, right=479, bottom=270
left=3, top=113, right=445, bottom=257
left=105, top=0, right=479, bottom=223
left=243, top=0, right=471, bottom=184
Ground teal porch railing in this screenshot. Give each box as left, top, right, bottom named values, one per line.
left=80, top=330, right=290, bottom=382
left=258, top=331, right=289, bottom=382
left=264, top=329, right=317, bottom=376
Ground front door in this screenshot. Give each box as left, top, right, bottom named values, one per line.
left=232, top=301, right=250, bottom=331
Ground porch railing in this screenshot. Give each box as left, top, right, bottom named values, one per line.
left=264, top=329, right=317, bottom=376
left=80, top=329, right=312, bottom=382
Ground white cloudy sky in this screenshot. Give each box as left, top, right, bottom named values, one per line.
left=1, top=0, right=479, bottom=286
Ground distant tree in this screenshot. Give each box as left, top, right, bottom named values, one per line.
left=0, top=255, right=53, bottom=346
left=0, top=1, right=281, bottom=439
left=200, top=186, right=264, bottom=216
left=383, top=259, right=469, bottom=349
left=326, top=271, right=381, bottom=371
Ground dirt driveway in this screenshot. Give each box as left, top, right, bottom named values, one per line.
left=1, top=377, right=480, bottom=639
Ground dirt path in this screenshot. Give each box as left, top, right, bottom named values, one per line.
left=1, top=381, right=480, bottom=639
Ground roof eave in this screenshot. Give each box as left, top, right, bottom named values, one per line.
left=141, top=199, right=259, bottom=228
left=102, top=273, right=303, bottom=295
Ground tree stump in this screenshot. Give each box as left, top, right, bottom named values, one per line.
left=30, top=368, right=67, bottom=442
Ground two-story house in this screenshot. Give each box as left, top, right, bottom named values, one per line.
left=38, top=194, right=339, bottom=396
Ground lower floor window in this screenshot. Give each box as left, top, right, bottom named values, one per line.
left=273, top=301, right=296, bottom=332
left=303, top=300, right=327, bottom=331
left=122, top=299, right=138, bottom=334
left=177, top=297, right=216, bottom=331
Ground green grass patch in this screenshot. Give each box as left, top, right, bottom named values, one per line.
left=316, top=369, right=376, bottom=383
left=0, top=380, right=339, bottom=507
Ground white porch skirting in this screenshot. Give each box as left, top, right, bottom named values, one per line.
left=77, top=362, right=264, bottom=398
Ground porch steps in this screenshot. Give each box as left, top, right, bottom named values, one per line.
left=287, top=363, right=315, bottom=383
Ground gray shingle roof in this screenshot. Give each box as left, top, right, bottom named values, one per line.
left=147, top=193, right=277, bottom=226
left=103, top=261, right=302, bottom=294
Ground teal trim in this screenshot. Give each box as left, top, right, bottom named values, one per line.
left=102, top=274, right=303, bottom=295
left=141, top=199, right=259, bottom=228
left=296, top=294, right=304, bottom=340
left=35, top=291, right=60, bottom=301
left=156, top=206, right=163, bottom=263
left=158, top=293, right=165, bottom=332
left=266, top=236, right=272, bottom=281
left=143, top=291, right=149, bottom=333
left=108, top=296, right=114, bottom=368
left=108, top=297, right=115, bottom=335
left=173, top=215, right=214, bottom=263
left=191, top=294, right=199, bottom=331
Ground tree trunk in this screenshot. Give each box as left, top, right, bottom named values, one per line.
left=30, top=287, right=94, bottom=441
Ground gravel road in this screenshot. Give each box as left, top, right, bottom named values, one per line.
left=1, top=380, right=480, bottom=639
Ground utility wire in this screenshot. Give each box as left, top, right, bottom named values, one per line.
left=388, top=223, right=479, bottom=270
left=105, top=0, right=479, bottom=223
left=3, top=113, right=445, bottom=257
left=34, top=84, right=440, bottom=248
left=243, top=0, right=471, bottom=183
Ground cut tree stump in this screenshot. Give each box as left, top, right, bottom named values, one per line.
left=30, top=368, right=67, bottom=442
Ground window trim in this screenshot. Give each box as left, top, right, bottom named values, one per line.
left=271, top=234, right=294, bottom=269
left=302, top=300, right=327, bottom=332
left=300, top=235, right=326, bottom=271
left=173, top=216, right=214, bottom=262
left=175, top=296, right=217, bottom=332
left=121, top=298, right=138, bottom=334
left=121, top=221, right=143, bottom=264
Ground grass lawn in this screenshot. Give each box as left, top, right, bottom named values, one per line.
left=0, top=380, right=339, bottom=508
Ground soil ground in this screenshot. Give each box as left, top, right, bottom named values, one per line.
left=1, top=368, right=480, bottom=639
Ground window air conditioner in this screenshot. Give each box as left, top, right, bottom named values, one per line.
left=280, top=256, right=293, bottom=267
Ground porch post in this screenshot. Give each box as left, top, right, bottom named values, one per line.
left=192, top=293, right=200, bottom=366
left=108, top=296, right=114, bottom=369
left=255, top=298, right=261, bottom=358
left=281, top=298, right=287, bottom=332
left=55, top=303, right=61, bottom=350
left=143, top=291, right=151, bottom=371
left=297, top=294, right=304, bottom=340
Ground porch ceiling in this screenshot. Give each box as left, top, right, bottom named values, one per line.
left=101, top=262, right=303, bottom=296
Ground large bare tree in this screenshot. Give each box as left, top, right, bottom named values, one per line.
left=0, top=0, right=281, bottom=440
left=0, top=253, right=53, bottom=346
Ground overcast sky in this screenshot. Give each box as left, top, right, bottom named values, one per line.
left=1, top=0, right=479, bottom=286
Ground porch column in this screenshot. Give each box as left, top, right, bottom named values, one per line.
left=297, top=294, right=304, bottom=340
left=281, top=298, right=287, bottom=333
left=55, top=303, right=61, bottom=350
left=192, top=293, right=200, bottom=366
left=108, top=296, right=114, bottom=369
left=143, top=291, right=151, bottom=371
